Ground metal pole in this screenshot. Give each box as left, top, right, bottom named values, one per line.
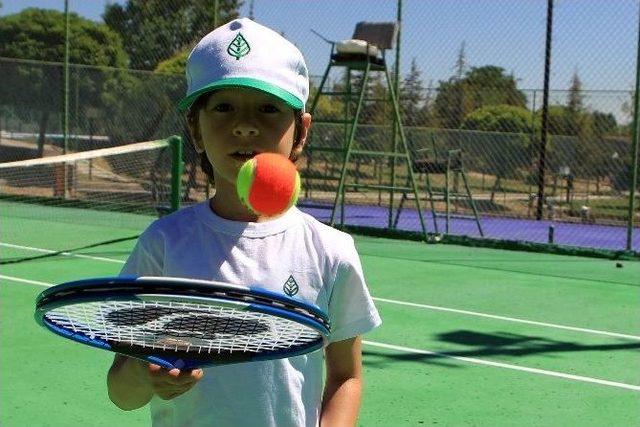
left=63, top=0, right=70, bottom=155
left=61, top=0, right=71, bottom=199
left=394, top=0, right=402, bottom=129
left=536, top=0, right=554, bottom=220
left=389, top=0, right=402, bottom=228
left=626, top=1, right=640, bottom=251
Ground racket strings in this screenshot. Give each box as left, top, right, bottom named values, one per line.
left=46, top=299, right=322, bottom=354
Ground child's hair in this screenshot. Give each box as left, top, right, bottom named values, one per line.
left=186, top=93, right=306, bottom=184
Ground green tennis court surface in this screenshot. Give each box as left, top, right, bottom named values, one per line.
left=1, top=217, right=638, bottom=426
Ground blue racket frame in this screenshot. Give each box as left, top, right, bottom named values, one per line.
left=35, top=276, right=330, bottom=369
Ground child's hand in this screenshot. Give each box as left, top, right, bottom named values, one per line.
left=147, top=363, right=204, bottom=400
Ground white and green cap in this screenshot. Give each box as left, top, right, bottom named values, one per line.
left=178, top=18, right=309, bottom=112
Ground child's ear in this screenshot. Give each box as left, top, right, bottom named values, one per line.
left=192, top=136, right=205, bottom=154
left=290, top=113, right=312, bottom=162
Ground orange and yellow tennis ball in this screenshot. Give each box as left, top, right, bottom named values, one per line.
left=236, top=153, right=301, bottom=216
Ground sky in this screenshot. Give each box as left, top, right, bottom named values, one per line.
left=2, top=0, right=638, bottom=119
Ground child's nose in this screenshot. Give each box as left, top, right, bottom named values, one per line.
left=233, top=124, right=260, bottom=137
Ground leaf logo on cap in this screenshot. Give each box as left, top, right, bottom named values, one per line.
left=227, top=33, right=250, bottom=60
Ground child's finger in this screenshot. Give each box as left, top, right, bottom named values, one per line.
left=147, top=364, right=203, bottom=385
left=189, top=369, right=204, bottom=381
left=148, top=364, right=183, bottom=382
left=148, top=363, right=163, bottom=374
left=171, top=369, right=203, bottom=385
left=166, top=368, right=182, bottom=377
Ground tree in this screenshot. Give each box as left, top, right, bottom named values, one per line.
left=345, top=69, right=390, bottom=126
left=400, top=58, right=427, bottom=126
left=545, top=105, right=576, bottom=136
left=104, top=0, right=242, bottom=71
left=462, top=105, right=536, bottom=202
left=0, top=8, right=126, bottom=66
left=418, top=80, right=439, bottom=127
left=592, top=111, right=617, bottom=136
left=566, top=71, right=585, bottom=135
left=308, top=80, right=343, bottom=121
left=454, top=41, right=467, bottom=80
left=434, top=65, right=527, bottom=129
left=0, top=8, right=127, bottom=156
left=155, top=50, right=189, bottom=75
left=555, top=72, right=604, bottom=180
left=620, top=87, right=635, bottom=136
left=541, top=90, right=617, bottom=186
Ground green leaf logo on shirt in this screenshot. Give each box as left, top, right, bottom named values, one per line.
left=283, top=275, right=299, bottom=297
left=227, top=33, right=250, bottom=60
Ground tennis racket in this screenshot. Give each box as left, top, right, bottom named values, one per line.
left=34, top=276, right=330, bottom=370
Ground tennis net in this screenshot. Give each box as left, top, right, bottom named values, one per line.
left=0, top=136, right=183, bottom=263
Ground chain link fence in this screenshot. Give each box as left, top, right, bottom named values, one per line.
left=0, top=0, right=638, bottom=253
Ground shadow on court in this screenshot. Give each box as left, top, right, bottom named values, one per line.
left=363, top=330, right=640, bottom=368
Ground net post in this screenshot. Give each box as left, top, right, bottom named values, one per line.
left=169, top=136, right=183, bottom=213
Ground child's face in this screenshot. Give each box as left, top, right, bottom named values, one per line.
left=195, top=88, right=304, bottom=187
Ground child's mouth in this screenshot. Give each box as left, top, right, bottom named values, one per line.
left=231, top=150, right=258, bottom=162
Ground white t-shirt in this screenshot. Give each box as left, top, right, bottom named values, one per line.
left=120, top=201, right=381, bottom=427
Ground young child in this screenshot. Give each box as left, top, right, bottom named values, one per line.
left=107, top=18, right=381, bottom=427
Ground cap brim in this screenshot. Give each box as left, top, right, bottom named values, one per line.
left=178, top=77, right=304, bottom=112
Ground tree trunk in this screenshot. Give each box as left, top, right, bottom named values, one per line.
left=37, top=110, right=49, bottom=158
left=490, top=175, right=502, bottom=203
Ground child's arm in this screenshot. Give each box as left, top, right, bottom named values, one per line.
left=107, top=354, right=204, bottom=410
left=320, top=336, right=363, bottom=426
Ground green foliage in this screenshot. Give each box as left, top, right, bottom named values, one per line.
left=539, top=105, right=616, bottom=137
left=0, top=8, right=126, bottom=66
left=309, top=85, right=343, bottom=120
left=343, top=70, right=391, bottom=125
left=361, top=72, right=392, bottom=125
left=620, top=88, right=635, bottom=132
left=153, top=50, right=189, bottom=118
left=543, top=105, right=576, bottom=136
left=538, top=105, right=622, bottom=179
left=0, top=8, right=127, bottom=115
left=567, top=72, right=585, bottom=115
left=98, top=69, right=186, bottom=145
left=461, top=104, right=535, bottom=181
left=0, top=8, right=128, bottom=156
left=462, top=104, right=536, bottom=134
left=400, top=58, right=428, bottom=126
left=434, top=66, right=527, bottom=129
left=155, top=50, right=189, bottom=75
left=104, top=0, right=242, bottom=70
left=592, top=111, right=618, bottom=136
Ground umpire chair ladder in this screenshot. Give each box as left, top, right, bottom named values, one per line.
left=395, top=134, right=484, bottom=236
left=306, top=22, right=428, bottom=239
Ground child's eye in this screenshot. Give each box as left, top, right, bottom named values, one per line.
left=259, top=104, right=280, bottom=113
left=212, top=103, right=232, bottom=112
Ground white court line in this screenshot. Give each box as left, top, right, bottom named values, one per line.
left=373, top=297, right=640, bottom=341
left=0, top=242, right=125, bottom=264
left=3, top=242, right=638, bottom=341
left=3, top=274, right=639, bottom=392
left=0, top=274, right=52, bottom=287
left=363, top=340, right=640, bottom=392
